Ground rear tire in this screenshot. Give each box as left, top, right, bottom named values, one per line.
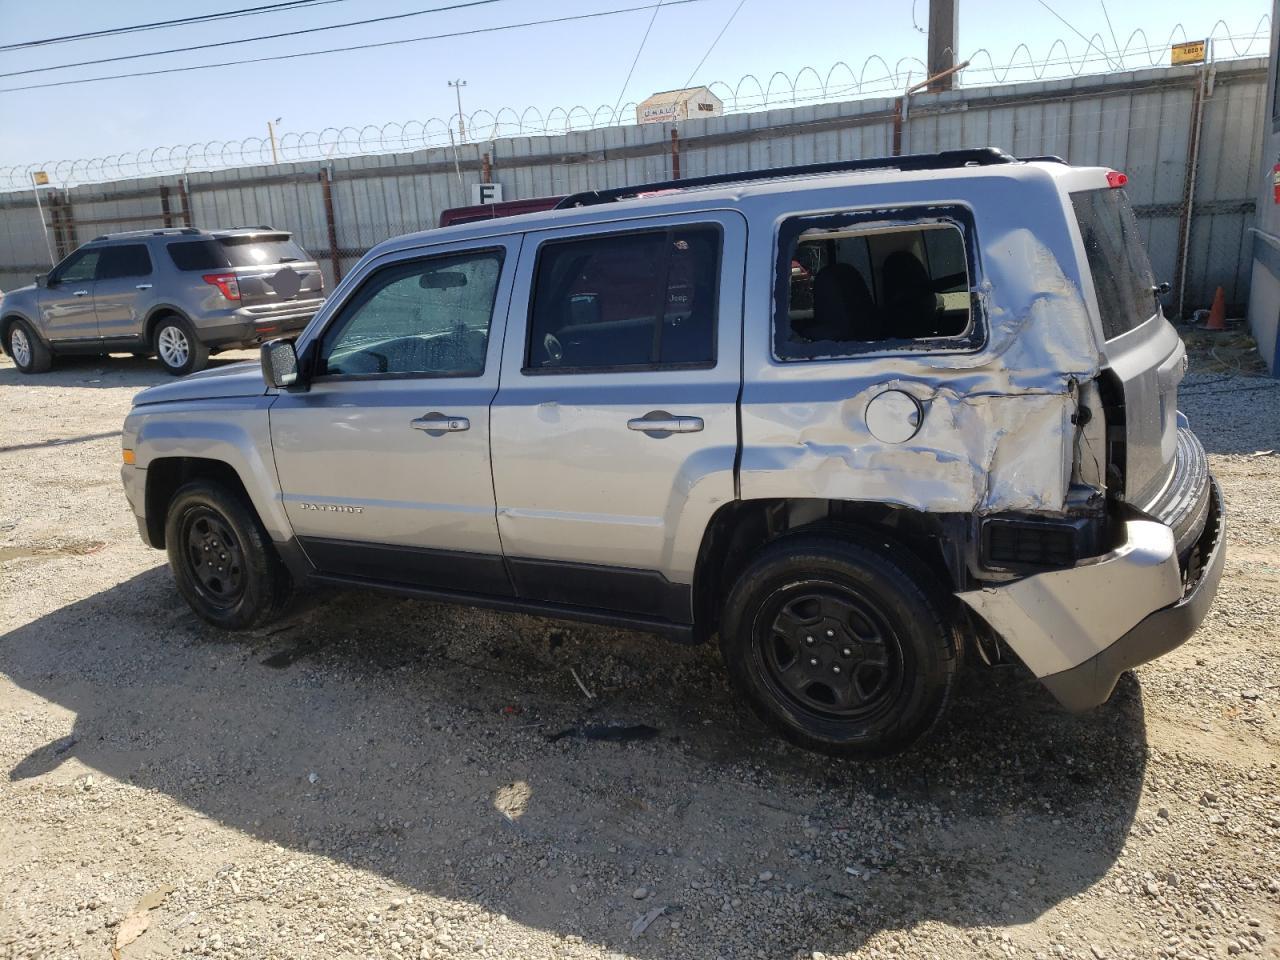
left=720, top=533, right=961, bottom=757
left=5, top=319, right=52, bottom=374
left=165, top=479, right=292, bottom=630
left=153, top=315, right=209, bottom=376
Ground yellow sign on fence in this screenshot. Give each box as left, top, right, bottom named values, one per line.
left=1171, top=40, right=1207, bottom=66
left=31, top=171, right=49, bottom=186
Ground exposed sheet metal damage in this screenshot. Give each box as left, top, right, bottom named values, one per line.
left=741, top=227, right=1104, bottom=517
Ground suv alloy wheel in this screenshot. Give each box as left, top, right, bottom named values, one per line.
left=153, top=315, right=209, bottom=376
left=5, top=319, right=52, bottom=373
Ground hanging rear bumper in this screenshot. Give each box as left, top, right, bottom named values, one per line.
left=959, top=477, right=1225, bottom=711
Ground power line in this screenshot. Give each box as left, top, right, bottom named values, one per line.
left=1036, top=0, right=1119, bottom=70
left=0, top=1, right=709, bottom=94
left=611, top=0, right=665, bottom=119
left=681, top=0, right=749, bottom=90
left=0, top=0, right=517, bottom=79
left=0, top=0, right=352, bottom=53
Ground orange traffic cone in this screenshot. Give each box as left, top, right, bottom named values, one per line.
left=1205, top=286, right=1226, bottom=331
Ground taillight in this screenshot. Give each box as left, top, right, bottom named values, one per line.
left=1106, top=170, right=1128, bottom=188
left=202, top=272, right=241, bottom=301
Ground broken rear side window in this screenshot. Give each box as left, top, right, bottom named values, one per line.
left=775, top=209, right=979, bottom=360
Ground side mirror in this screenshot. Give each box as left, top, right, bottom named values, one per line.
left=260, top=338, right=302, bottom=390
left=36, top=273, right=49, bottom=288
left=1153, top=281, right=1171, bottom=298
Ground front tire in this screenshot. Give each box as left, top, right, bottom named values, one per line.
left=720, top=534, right=961, bottom=757
left=165, top=480, right=292, bottom=630
left=153, top=315, right=209, bottom=376
left=5, top=319, right=52, bottom=374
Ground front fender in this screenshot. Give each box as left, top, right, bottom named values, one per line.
left=126, top=395, right=292, bottom=542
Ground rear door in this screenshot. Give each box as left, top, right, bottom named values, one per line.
left=489, top=212, right=745, bottom=621
left=269, top=237, right=519, bottom=595
left=38, top=247, right=101, bottom=341
left=92, top=243, right=153, bottom=339
left=217, top=233, right=324, bottom=308
left=1069, top=186, right=1183, bottom=505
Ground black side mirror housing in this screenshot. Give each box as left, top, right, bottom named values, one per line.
left=36, top=273, right=49, bottom=288
left=261, top=338, right=303, bottom=390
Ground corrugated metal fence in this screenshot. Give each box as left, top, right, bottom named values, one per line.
left=0, top=57, right=1265, bottom=318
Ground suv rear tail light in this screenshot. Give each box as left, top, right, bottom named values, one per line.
left=1106, top=170, right=1128, bottom=188
left=202, top=272, right=241, bottom=301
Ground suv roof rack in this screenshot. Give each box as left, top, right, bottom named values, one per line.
left=555, top=147, right=1020, bottom=209
left=92, top=227, right=202, bottom=241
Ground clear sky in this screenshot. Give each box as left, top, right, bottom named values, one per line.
left=0, top=0, right=1271, bottom=171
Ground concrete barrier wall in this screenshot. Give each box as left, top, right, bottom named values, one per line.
left=0, top=58, right=1265, bottom=318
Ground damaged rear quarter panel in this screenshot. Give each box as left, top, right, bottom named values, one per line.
left=739, top=173, right=1104, bottom=516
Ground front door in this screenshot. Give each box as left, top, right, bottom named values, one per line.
left=489, top=212, right=746, bottom=622
left=270, top=237, right=520, bottom=595
left=39, top=247, right=102, bottom=341
left=92, top=243, right=154, bottom=340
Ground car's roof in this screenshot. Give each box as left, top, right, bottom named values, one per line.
left=373, top=157, right=1108, bottom=257
left=88, top=226, right=292, bottom=244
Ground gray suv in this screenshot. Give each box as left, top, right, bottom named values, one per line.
left=118, top=149, right=1225, bottom=757
left=2, top=226, right=324, bottom=376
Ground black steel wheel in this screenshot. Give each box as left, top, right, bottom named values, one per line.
left=180, top=506, right=247, bottom=611
left=165, top=479, right=292, bottom=630
left=757, top=584, right=905, bottom=722
left=720, top=533, right=961, bottom=757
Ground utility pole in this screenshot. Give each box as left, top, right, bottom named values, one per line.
left=448, top=79, right=468, bottom=142
left=267, top=117, right=282, bottom=164
left=927, top=0, right=959, bottom=92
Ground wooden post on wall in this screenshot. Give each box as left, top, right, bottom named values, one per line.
left=159, top=184, right=173, bottom=227
left=320, top=164, right=342, bottom=284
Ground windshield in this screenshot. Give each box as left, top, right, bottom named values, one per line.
left=1070, top=188, right=1157, bottom=340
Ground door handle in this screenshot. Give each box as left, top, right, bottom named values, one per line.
left=410, top=414, right=470, bottom=433
left=72, top=289, right=89, bottom=297
left=135, top=283, right=153, bottom=290
left=627, top=411, right=704, bottom=435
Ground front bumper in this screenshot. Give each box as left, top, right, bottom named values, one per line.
left=959, top=477, right=1225, bottom=711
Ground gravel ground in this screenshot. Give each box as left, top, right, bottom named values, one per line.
left=0, top=348, right=1277, bottom=960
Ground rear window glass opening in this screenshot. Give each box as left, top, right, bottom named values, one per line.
left=774, top=208, right=981, bottom=361
left=166, top=234, right=310, bottom=272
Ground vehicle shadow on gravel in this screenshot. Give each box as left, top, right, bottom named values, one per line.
left=2, top=568, right=1148, bottom=958
left=0, top=352, right=252, bottom=389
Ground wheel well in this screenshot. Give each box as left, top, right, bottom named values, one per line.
left=1, top=314, right=29, bottom=352
left=145, top=309, right=186, bottom=345
left=145, top=457, right=253, bottom=549
left=692, top=499, right=967, bottom=637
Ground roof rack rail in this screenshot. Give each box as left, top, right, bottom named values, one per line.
left=555, top=147, right=1020, bottom=209
left=91, top=226, right=202, bottom=241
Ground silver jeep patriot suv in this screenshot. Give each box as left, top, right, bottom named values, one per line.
left=119, top=148, right=1225, bottom=757
left=2, top=226, right=324, bottom=376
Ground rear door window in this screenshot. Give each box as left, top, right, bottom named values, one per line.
left=525, top=226, right=720, bottom=372
left=96, top=244, right=152, bottom=279
left=218, top=234, right=310, bottom=267
left=1070, top=188, right=1157, bottom=340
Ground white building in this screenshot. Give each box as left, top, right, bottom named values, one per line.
left=636, top=87, right=724, bottom=125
